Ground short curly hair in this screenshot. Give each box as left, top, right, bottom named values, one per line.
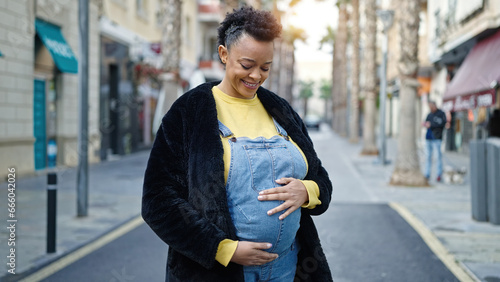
left=217, top=6, right=282, bottom=56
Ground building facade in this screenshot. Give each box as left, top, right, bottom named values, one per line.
left=0, top=0, right=285, bottom=179
left=428, top=0, right=500, bottom=153
left=0, top=0, right=101, bottom=179
left=99, top=0, right=164, bottom=158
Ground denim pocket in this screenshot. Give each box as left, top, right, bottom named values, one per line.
left=244, top=144, right=294, bottom=192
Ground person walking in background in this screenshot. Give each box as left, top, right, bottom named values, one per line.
left=141, top=6, right=333, bottom=281
left=423, top=101, right=448, bottom=182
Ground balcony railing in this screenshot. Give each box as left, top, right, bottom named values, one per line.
left=198, top=1, right=220, bottom=22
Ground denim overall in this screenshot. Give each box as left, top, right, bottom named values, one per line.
left=219, top=119, right=308, bottom=281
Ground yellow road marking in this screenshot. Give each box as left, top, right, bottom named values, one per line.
left=20, top=215, right=144, bottom=282
left=389, top=202, right=477, bottom=282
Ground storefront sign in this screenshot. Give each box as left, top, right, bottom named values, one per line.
left=442, top=90, right=496, bottom=112
left=35, top=19, right=78, bottom=73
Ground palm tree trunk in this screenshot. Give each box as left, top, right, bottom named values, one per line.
left=330, top=46, right=337, bottom=129
left=390, top=0, right=428, bottom=186
left=337, top=2, right=348, bottom=136
left=284, top=43, right=295, bottom=105
left=268, top=2, right=281, bottom=94
left=269, top=38, right=281, bottom=94
left=349, top=0, right=360, bottom=143
left=360, top=0, right=378, bottom=155
left=162, top=0, right=181, bottom=74
left=159, top=0, right=182, bottom=116
left=331, top=1, right=348, bottom=136
left=279, top=41, right=288, bottom=100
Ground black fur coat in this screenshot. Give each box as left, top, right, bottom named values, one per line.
left=142, top=81, right=333, bottom=281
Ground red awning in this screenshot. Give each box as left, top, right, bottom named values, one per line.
left=442, top=29, right=500, bottom=112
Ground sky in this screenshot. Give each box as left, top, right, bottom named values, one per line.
left=285, top=0, right=338, bottom=62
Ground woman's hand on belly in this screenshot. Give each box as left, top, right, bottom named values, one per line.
left=257, top=178, right=308, bottom=220
left=230, top=241, right=278, bottom=266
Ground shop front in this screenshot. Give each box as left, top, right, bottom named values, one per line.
left=33, top=19, right=78, bottom=170
left=442, top=29, right=500, bottom=153
left=99, top=16, right=156, bottom=159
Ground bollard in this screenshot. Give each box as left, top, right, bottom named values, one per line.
left=486, top=138, right=500, bottom=225
left=470, top=140, right=488, bottom=222
left=47, top=173, right=57, bottom=253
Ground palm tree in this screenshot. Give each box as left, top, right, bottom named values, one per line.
left=282, top=43, right=295, bottom=104
left=268, top=0, right=305, bottom=102
left=268, top=2, right=282, bottom=95
left=299, top=80, right=314, bottom=117
left=157, top=0, right=182, bottom=117
left=349, top=0, right=360, bottom=143
left=389, top=0, right=427, bottom=186
left=319, top=26, right=335, bottom=123
left=319, top=25, right=336, bottom=50
left=320, top=79, right=332, bottom=122
left=331, top=0, right=348, bottom=136
left=282, top=25, right=307, bottom=105
left=360, top=0, right=378, bottom=155
left=161, top=0, right=181, bottom=74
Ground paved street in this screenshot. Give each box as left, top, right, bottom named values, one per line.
left=39, top=223, right=167, bottom=282
left=311, top=126, right=500, bottom=281
left=319, top=203, right=458, bottom=282
left=0, top=151, right=148, bottom=280
left=2, top=125, right=500, bottom=281
left=34, top=203, right=457, bottom=282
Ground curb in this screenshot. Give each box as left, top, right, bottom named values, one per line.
left=1, top=215, right=143, bottom=282
left=389, top=202, right=480, bottom=282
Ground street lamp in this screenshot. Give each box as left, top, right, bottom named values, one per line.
left=376, top=9, right=394, bottom=165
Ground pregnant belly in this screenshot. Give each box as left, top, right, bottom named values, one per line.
left=229, top=199, right=301, bottom=254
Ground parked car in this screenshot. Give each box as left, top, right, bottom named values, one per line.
left=303, top=115, right=322, bottom=130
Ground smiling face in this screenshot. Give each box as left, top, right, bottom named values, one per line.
left=218, top=33, right=274, bottom=99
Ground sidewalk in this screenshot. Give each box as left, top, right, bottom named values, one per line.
left=1, top=150, right=149, bottom=280
left=317, top=127, right=500, bottom=282
left=1, top=128, right=499, bottom=281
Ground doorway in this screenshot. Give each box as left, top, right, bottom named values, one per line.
left=33, top=79, right=46, bottom=170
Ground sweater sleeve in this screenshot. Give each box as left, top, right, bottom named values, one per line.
left=142, top=104, right=227, bottom=270
left=215, top=239, right=239, bottom=267
left=300, top=180, right=321, bottom=208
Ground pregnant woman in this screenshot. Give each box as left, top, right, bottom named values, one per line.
left=142, top=6, right=333, bottom=282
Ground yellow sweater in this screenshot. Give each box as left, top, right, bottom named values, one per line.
left=212, top=86, right=321, bottom=266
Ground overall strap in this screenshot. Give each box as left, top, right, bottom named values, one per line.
left=272, top=118, right=289, bottom=138
left=218, top=120, right=233, bottom=137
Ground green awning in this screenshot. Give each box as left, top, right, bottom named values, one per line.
left=0, top=50, right=3, bottom=57
left=35, top=19, right=78, bottom=73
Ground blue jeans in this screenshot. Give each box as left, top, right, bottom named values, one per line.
left=219, top=119, right=307, bottom=281
left=424, top=139, right=442, bottom=178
